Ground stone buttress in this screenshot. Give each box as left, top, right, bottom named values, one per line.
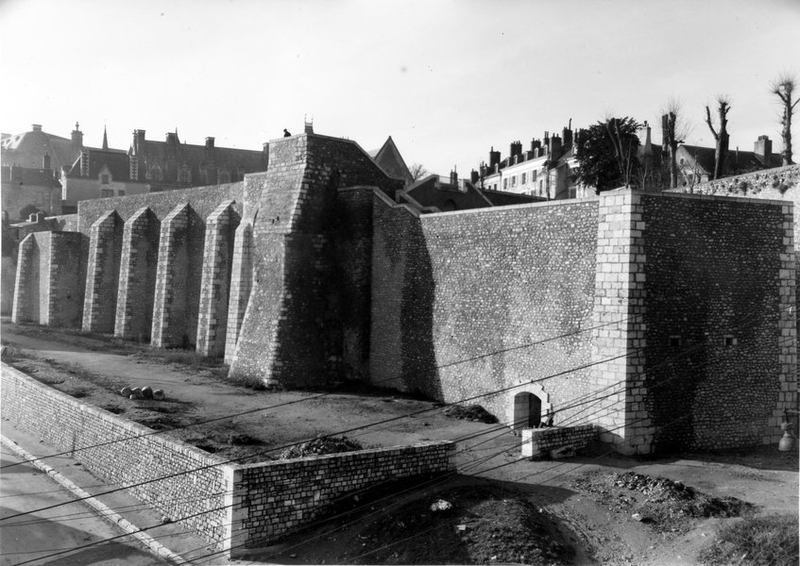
left=590, top=191, right=654, bottom=455
left=196, top=201, right=240, bottom=357
left=82, top=210, right=123, bottom=333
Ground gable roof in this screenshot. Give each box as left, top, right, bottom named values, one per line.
left=65, top=148, right=131, bottom=180
left=678, top=144, right=782, bottom=175
left=371, top=136, right=413, bottom=184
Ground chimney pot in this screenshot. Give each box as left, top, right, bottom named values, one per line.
left=32, top=124, right=42, bottom=132
left=205, top=136, right=215, bottom=149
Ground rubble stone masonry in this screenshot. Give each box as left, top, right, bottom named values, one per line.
left=1, top=364, right=454, bottom=557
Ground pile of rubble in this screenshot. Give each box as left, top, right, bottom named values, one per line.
left=278, top=435, right=364, bottom=460
left=442, top=404, right=498, bottom=424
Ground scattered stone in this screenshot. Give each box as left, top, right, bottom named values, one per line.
left=131, top=387, right=143, bottom=399
left=141, top=386, right=153, bottom=399
left=152, top=389, right=165, bottom=400
left=632, top=513, right=643, bottom=521
left=120, top=386, right=132, bottom=397
left=430, top=499, right=452, bottom=512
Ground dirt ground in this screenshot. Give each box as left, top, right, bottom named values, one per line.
left=1, top=319, right=798, bottom=565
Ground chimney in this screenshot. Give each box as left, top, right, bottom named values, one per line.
left=80, top=149, right=90, bottom=177
left=449, top=166, right=458, bottom=186
left=470, top=169, right=480, bottom=184
left=32, top=124, right=42, bottom=132
left=640, top=121, right=652, bottom=157
left=71, top=122, right=83, bottom=147
left=531, top=138, right=542, bottom=158
left=754, top=135, right=772, bottom=165
left=549, top=135, right=562, bottom=159
left=166, top=132, right=178, bottom=146
left=205, top=136, right=215, bottom=149
left=132, top=129, right=146, bottom=154
left=562, top=127, right=573, bottom=149
left=489, top=146, right=501, bottom=168
left=43, top=153, right=50, bottom=170
left=262, top=142, right=270, bottom=170
left=304, top=117, right=314, bottom=134
left=510, top=141, right=523, bottom=160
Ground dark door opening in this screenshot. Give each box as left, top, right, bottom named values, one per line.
left=513, top=392, right=542, bottom=429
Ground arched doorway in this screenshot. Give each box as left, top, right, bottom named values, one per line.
left=513, top=392, right=542, bottom=429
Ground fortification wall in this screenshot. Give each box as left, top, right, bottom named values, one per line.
left=228, top=134, right=404, bottom=387
left=371, top=198, right=600, bottom=426
left=1, top=363, right=454, bottom=557
left=638, top=192, right=796, bottom=450
left=77, top=183, right=245, bottom=234
left=1, top=363, right=232, bottom=549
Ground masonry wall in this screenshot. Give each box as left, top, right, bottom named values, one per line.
left=521, top=424, right=598, bottom=458
left=2, top=364, right=455, bottom=557
left=1, top=364, right=232, bottom=549
left=78, top=183, right=245, bottom=235
left=230, top=442, right=455, bottom=550
left=371, top=198, right=600, bottom=426
left=229, top=134, right=404, bottom=387
left=638, top=192, right=796, bottom=450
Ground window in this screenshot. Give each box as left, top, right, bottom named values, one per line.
left=101, top=188, right=113, bottom=198
left=511, top=176, right=517, bottom=187
left=532, top=170, right=537, bottom=182
left=503, top=178, right=508, bottom=190
left=669, top=335, right=682, bottom=348
left=521, top=172, right=527, bottom=185
left=118, top=189, right=125, bottom=196
left=101, top=174, right=110, bottom=184
left=724, top=335, right=737, bottom=346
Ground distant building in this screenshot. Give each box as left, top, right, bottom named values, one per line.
left=675, top=135, right=782, bottom=188
left=368, top=136, right=413, bottom=185
left=1, top=123, right=85, bottom=218
left=61, top=129, right=269, bottom=209
left=477, top=126, right=585, bottom=200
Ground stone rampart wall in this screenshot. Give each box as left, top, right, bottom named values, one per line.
left=1, top=363, right=232, bottom=549
left=230, top=441, right=455, bottom=550
left=1, top=363, right=454, bottom=557
left=77, top=183, right=244, bottom=235
left=638, top=192, right=796, bottom=450
left=371, top=198, right=600, bottom=426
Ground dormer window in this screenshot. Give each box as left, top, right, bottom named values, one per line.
left=101, top=174, right=110, bottom=184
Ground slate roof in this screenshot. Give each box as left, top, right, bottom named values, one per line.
left=135, top=136, right=266, bottom=178
left=678, top=144, right=782, bottom=175
left=0, top=127, right=83, bottom=173
left=64, top=148, right=130, bottom=180
left=370, top=136, right=413, bottom=184
left=1, top=165, right=61, bottom=187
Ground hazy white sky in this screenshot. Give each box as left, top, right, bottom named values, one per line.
left=1, top=0, right=799, bottom=175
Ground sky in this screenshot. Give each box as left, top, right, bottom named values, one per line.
left=1, top=0, right=799, bottom=176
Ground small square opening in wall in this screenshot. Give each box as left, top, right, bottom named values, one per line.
left=669, top=335, right=682, bottom=348
left=724, top=335, right=738, bottom=346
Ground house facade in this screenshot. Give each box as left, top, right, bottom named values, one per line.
left=477, top=127, right=584, bottom=200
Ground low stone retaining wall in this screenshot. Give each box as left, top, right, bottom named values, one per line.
left=521, top=424, right=598, bottom=458
left=1, top=363, right=455, bottom=557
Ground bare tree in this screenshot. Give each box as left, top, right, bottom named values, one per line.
left=409, top=163, right=429, bottom=181
left=659, top=98, right=692, bottom=188
left=771, top=73, right=799, bottom=166
left=704, top=95, right=731, bottom=180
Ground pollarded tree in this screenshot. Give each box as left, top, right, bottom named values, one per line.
left=659, top=98, right=692, bottom=188
left=409, top=163, right=429, bottom=181
left=771, top=73, right=799, bottom=166
left=576, top=116, right=642, bottom=193
left=704, top=95, right=731, bottom=180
